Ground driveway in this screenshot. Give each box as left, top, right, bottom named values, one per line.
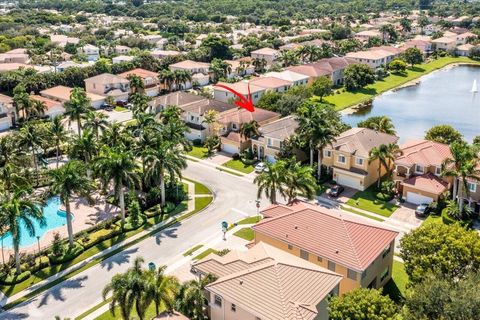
left=387, top=203, right=423, bottom=228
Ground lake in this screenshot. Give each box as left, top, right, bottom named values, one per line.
left=342, top=65, right=480, bottom=143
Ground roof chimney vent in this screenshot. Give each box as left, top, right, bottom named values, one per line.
left=294, top=225, right=298, bottom=229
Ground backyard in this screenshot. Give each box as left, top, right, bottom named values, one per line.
left=325, top=56, right=480, bottom=110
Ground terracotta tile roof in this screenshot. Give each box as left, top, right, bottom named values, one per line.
left=169, top=59, right=210, bottom=70
left=118, top=68, right=158, bottom=79
left=249, top=76, right=293, bottom=89
left=150, top=92, right=205, bottom=109
left=251, top=47, right=279, bottom=55
left=222, top=131, right=242, bottom=143
left=215, top=81, right=265, bottom=95
left=30, top=95, right=62, bottom=110
left=182, top=99, right=236, bottom=115
left=401, top=172, right=449, bottom=195
left=346, top=49, right=394, bottom=60
left=261, top=204, right=295, bottom=218
left=216, top=107, right=279, bottom=125
left=40, top=85, right=105, bottom=102
left=285, top=65, right=331, bottom=78
left=395, top=139, right=452, bottom=167
left=431, top=36, right=457, bottom=44
left=253, top=202, right=398, bottom=271
left=264, top=70, right=310, bottom=82
left=84, top=73, right=129, bottom=85
left=255, top=115, right=298, bottom=141
left=194, top=242, right=341, bottom=320
left=331, top=128, right=398, bottom=158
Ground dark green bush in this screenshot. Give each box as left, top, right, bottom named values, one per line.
left=375, top=192, right=394, bottom=202
left=0, top=271, right=31, bottom=285
left=48, top=242, right=84, bottom=265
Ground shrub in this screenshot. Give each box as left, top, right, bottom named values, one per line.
left=0, top=271, right=31, bottom=285
left=163, top=201, right=176, bottom=214
left=192, top=139, right=203, bottom=147
left=116, top=214, right=147, bottom=231
left=376, top=192, right=393, bottom=202
left=441, top=207, right=456, bottom=225
left=128, top=199, right=142, bottom=227
left=216, top=249, right=230, bottom=256
left=82, top=228, right=122, bottom=250
left=48, top=242, right=84, bottom=265
left=145, top=204, right=162, bottom=218
left=51, top=232, right=65, bottom=257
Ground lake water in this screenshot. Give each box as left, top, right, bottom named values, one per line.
left=342, top=65, right=480, bottom=143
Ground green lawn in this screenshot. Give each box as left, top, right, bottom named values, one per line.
left=340, top=205, right=385, bottom=222
left=114, top=106, right=128, bottom=112
left=325, top=57, right=480, bottom=110
left=193, top=248, right=217, bottom=261
left=384, top=260, right=409, bottom=303
left=346, top=187, right=398, bottom=217
left=183, top=244, right=204, bottom=257
left=237, top=216, right=262, bottom=225
left=233, top=228, right=255, bottom=241
left=187, top=146, right=209, bottom=159
left=222, top=159, right=255, bottom=174
left=96, top=300, right=162, bottom=320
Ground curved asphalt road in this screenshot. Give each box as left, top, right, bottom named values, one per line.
left=0, top=160, right=268, bottom=320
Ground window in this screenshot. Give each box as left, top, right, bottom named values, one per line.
left=435, top=166, right=441, bottom=175
left=288, top=244, right=293, bottom=250
left=317, top=256, right=323, bottom=262
left=355, top=157, right=364, bottom=166
left=328, top=261, right=336, bottom=272
left=300, top=250, right=309, bottom=260
left=337, top=155, right=346, bottom=164
left=415, top=164, right=424, bottom=174
left=347, top=269, right=357, bottom=280
left=382, top=244, right=391, bottom=258
left=361, top=270, right=367, bottom=279
left=190, top=115, right=194, bottom=121
left=232, top=123, right=237, bottom=130
left=380, top=267, right=389, bottom=282
left=231, top=304, right=236, bottom=312
left=254, top=94, right=258, bottom=99
left=267, top=138, right=272, bottom=146
left=324, top=150, right=332, bottom=158
left=467, top=182, right=477, bottom=193
left=214, top=295, right=222, bottom=307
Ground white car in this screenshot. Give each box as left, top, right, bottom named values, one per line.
left=254, top=162, right=267, bottom=173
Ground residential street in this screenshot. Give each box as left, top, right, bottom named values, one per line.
left=0, top=160, right=266, bottom=320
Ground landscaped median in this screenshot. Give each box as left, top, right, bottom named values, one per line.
left=1, top=179, right=213, bottom=310
left=325, top=56, right=480, bottom=110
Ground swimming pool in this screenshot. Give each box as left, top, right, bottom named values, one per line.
left=0, top=197, right=74, bottom=249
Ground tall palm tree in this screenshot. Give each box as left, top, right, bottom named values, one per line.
left=282, top=158, right=316, bottom=202
left=0, top=163, right=29, bottom=192
left=358, top=116, right=396, bottom=135
left=18, top=122, right=43, bottom=185
left=144, top=142, right=187, bottom=207
left=254, top=161, right=285, bottom=204
left=64, top=87, right=92, bottom=137
left=130, top=93, right=151, bottom=117
left=126, top=257, right=150, bottom=320
left=173, top=70, right=192, bottom=90
left=50, top=115, right=68, bottom=168
left=84, top=111, right=109, bottom=140
left=252, top=57, right=267, bottom=73
left=12, top=83, right=30, bottom=121
left=102, top=273, right=133, bottom=320
left=94, top=147, right=140, bottom=224
left=145, top=265, right=179, bottom=315
left=70, top=129, right=97, bottom=177
left=30, top=99, right=47, bottom=119
left=127, top=74, right=145, bottom=94
left=158, top=69, right=175, bottom=92
left=369, top=144, right=396, bottom=189
left=49, top=160, right=92, bottom=247
left=0, top=189, right=45, bottom=274
left=202, top=109, right=218, bottom=137
left=239, top=120, right=260, bottom=141
left=176, top=274, right=217, bottom=320
left=279, top=50, right=299, bottom=67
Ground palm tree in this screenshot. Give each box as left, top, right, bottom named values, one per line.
left=127, top=74, right=145, bottom=94
left=239, top=120, right=260, bottom=141
left=145, top=265, right=179, bottom=315
left=202, top=109, right=218, bottom=137
left=279, top=50, right=299, bottom=67
left=64, top=87, right=92, bottom=137
left=254, top=161, right=285, bottom=204
left=158, top=69, right=175, bottom=92
left=84, top=111, right=109, bottom=140
left=358, top=116, right=396, bottom=135
left=369, top=144, right=396, bottom=189
left=0, top=189, right=45, bottom=274
left=50, top=116, right=68, bottom=168
left=49, top=160, right=92, bottom=247
left=103, top=273, right=133, bottom=320
left=0, top=163, right=29, bottom=192
left=94, top=147, right=140, bottom=224
left=442, top=141, right=471, bottom=203
left=130, top=93, right=151, bottom=117
left=144, top=142, right=187, bottom=207
left=30, top=99, right=47, bottom=119
left=173, top=70, right=192, bottom=90
left=18, top=122, right=43, bottom=185
left=282, top=158, right=317, bottom=202
left=176, top=274, right=217, bottom=320
left=252, top=57, right=267, bottom=73
left=70, top=129, right=97, bottom=177
left=126, top=257, right=150, bottom=320
left=12, top=83, right=30, bottom=121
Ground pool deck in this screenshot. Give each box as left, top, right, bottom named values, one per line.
left=2, top=194, right=119, bottom=256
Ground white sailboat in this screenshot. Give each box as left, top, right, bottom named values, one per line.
left=471, top=79, right=478, bottom=93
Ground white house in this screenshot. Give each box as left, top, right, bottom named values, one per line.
left=77, top=44, right=100, bottom=62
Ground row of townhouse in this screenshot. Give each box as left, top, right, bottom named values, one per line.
left=192, top=200, right=398, bottom=320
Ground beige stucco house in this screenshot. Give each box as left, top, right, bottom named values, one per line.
left=84, top=73, right=130, bottom=102
left=0, top=94, right=14, bottom=131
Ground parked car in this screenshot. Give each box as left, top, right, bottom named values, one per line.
left=328, top=185, right=345, bottom=197
left=254, top=162, right=267, bottom=173
left=415, top=203, right=431, bottom=217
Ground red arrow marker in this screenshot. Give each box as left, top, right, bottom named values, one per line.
left=214, top=83, right=255, bottom=112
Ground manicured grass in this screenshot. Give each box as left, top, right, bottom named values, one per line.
left=233, top=228, right=255, bottom=241
left=237, top=216, right=262, bottom=225
left=346, top=187, right=398, bottom=217
left=75, top=297, right=111, bottom=320
left=193, top=248, right=217, bottom=261
left=194, top=196, right=213, bottom=212
left=183, top=244, right=204, bottom=257
left=96, top=300, right=162, bottom=320
left=325, top=57, right=480, bottom=110
left=340, top=205, right=385, bottom=222
left=183, top=178, right=212, bottom=195
left=187, top=146, right=210, bottom=159
left=114, top=106, right=128, bottom=112
left=222, top=159, right=254, bottom=174
left=423, top=214, right=442, bottom=226
left=384, top=260, right=409, bottom=303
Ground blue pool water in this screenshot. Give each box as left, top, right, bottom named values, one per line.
left=0, top=197, right=74, bottom=249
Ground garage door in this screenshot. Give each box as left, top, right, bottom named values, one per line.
left=406, top=192, right=433, bottom=205
left=336, top=174, right=362, bottom=190
left=222, top=143, right=239, bottom=154
left=0, top=119, right=11, bottom=131
left=265, top=155, right=276, bottom=163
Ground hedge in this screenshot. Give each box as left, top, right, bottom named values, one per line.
left=48, top=242, right=84, bottom=265
left=0, top=271, right=31, bottom=285
left=375, top=192, right=394, bottom=202
left=115, top=215, right=147, bottom=231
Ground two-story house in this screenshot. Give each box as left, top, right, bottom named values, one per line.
left=29, top=95, right=66, bottom=118
left=322, top=128, right=399, bottom=190
left=77, top=44, right=100, bottom=62
left=250, top=47, right=279, bottom=66
left=84, top=73, right=130, bottom=102
left=0, top=94, right=14, bottom=131
left=393, top=140, right=452, bottom=205
left=431, top=36, right=457, bottom=51
left=213, top=81, right=266, bottom=105
left=251, top=115, right=304, bottom=163
left=192, top=241, right=342, bottom=320
left=253, top=201, right=398, bottom=295
left=263, top=70, right=310, bottom=86
left=310, top=57, right=357, bottom=85
left=216, top=107, right=280, bottom=154
left=346, top=49, right=397, bottom=69
left=249, top=76, right=293, bottom=94
left=40, top=85, right=106, bottom=109
left=169, top=60, right=211, bottom=89
left=119, top=68, right=161, bottom=97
